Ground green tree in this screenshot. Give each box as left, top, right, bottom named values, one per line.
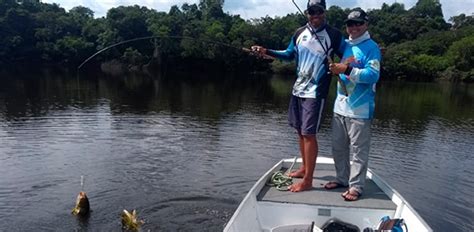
left=0, top=0, right=17, bottom=16
left=56, top=36, right=94, bottom=63
left=446, top=35, right=474, bottom=71
left=181, top=3, right=201, bottom=20
left=449, top=14, right=474, bottom=29
left=106, top=5, right=153, bottom=41
left=0, top=0, right=471, bottom=78
left=326, top=6, right=347, bottom=30
left=412, top=0, right=443, bottom=18
left=199, top=0, right=224, bottom=20
left=121, top=47, right=144, bottom=65
left=2, top=7, right=37, bottom=61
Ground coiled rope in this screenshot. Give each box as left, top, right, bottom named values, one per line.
left=267, top=171, right=293, bottom=191
left=266, top=157, right=298, bottom=191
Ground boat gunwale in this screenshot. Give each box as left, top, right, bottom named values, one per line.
left=367, top=168, right=433, bottom=231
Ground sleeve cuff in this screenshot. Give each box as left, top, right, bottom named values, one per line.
left=344, top=66, right=352, bottom=75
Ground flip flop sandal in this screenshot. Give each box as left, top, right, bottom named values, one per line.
left=342, top=188, right=360, bottom=201
left=323, top=181, right=347, bottom=190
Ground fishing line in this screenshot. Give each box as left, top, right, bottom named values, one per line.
left=81, top=175, right=84, bottom=191
left=77, top=35, right=268, bottom=70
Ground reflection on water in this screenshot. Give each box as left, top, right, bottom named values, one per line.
left=0, top=71, right=473, bottom=231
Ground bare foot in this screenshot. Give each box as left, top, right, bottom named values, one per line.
left=288, top=181, right=313, bottom=192
left=342, top=187, right=361, bottom=201
left=288, top=168, right=305, bottom=178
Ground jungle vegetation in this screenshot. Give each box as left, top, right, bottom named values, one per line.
left=0, top=0, right=472, bottom=81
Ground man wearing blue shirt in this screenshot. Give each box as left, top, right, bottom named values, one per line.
left=326, top=8, right=382, bottom=201
left=252, top=0, right=345, bottom=192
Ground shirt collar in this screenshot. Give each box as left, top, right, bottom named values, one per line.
left=306, top=21, right=327, bottom=33
left=348, top=31, right=370, bottom=45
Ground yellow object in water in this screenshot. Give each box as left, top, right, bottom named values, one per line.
left=72, top=191, right=90, bottom=216
left=121, top=209, right=144, bottom=231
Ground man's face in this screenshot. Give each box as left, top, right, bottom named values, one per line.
left=346, top=21, right=368, bottom=39
left=306, top=6, right=325, bottom=28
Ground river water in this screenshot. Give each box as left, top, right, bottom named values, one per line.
left=0, top=70, right=472, bottom=231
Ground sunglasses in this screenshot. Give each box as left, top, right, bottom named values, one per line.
left=346, top=21, right=365, bottom=27
left=307, top=7, right=324, bottom=16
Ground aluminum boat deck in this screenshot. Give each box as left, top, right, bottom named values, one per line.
left=257, top=163, right=397, bottom=210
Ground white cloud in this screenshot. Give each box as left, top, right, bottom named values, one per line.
left=43, top=0, right=473, bottom=20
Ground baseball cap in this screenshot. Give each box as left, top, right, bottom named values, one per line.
left=307, top=0, right=326, bottom=11
left=345, top=8, right=369, bottom=23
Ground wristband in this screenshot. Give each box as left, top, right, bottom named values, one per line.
left=344, top=66, right=352, bottom=75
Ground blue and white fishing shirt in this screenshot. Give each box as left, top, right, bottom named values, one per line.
left=333, top=31, right=381, bottom=119
left=267, top=23, right=345, bottom=99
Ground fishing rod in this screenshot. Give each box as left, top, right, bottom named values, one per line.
left=292, top=0, right=305, bottom=16
left=291, top=0, right=348, bottom=96
left=77, top=35, right=273, bottom=70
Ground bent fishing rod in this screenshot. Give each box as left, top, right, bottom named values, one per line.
left=77, top=35, right=273, bottom=70
left=291, top=0, right=348, bottom=96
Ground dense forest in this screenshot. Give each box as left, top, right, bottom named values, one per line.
left=0, top=0, right=472, bottom=81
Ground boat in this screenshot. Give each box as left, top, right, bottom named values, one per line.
left=224, top=157, right=432, bottom=232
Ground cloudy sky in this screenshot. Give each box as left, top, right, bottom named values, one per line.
left=42, top=0, right=473, bottom=21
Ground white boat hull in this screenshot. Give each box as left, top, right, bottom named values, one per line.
left=224, top=157, right=432, bottom=232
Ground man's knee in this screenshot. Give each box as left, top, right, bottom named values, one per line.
left=301, top=134, right=316, bottom=141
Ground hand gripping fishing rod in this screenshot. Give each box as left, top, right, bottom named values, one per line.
left=291, top=0, right=348, bottom=96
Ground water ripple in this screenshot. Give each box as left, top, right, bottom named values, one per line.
left=0, top=79, right=472, bottom=231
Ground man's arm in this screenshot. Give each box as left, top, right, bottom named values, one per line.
left=345, top=47, right=381, bottom=84
left=330, top=45, right=381, bottom=84
left=266, top=37, right=296, bottom=61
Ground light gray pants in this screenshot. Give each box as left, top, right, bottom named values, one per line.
left=332, top=113, right=372, bottom=194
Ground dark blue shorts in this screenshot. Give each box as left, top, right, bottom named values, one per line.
left=288, top=95, right=325, bottom=135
